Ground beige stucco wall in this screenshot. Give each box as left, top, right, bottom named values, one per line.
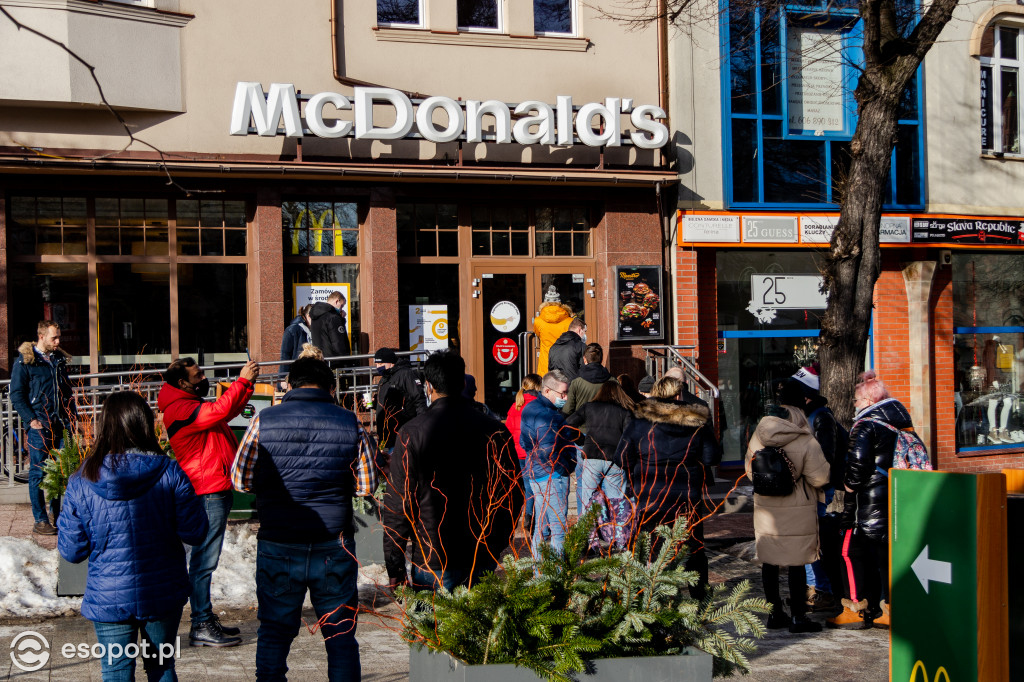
left=667, top=8, right=725, bottom=210
left=0, top=0, right=663, bottom=163
left=923, top=1, right=1024, bottom=216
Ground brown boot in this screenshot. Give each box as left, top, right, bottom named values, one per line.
left=827, top=598, right=867, bottom=629
left=872, top=600, right=890, bottom=629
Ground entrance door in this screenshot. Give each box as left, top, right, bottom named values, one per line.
left=471, top=265, right=595, bottom=418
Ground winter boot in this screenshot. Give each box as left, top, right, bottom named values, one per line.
left=809, top=590, right=837, bottom=613
left=766, top=606, right=791, bottom=629
left=789, top=615, right=823, bottom=634
left=872, top=600, right=890, bottom=629
left=826, top=598, right=867, bottom=629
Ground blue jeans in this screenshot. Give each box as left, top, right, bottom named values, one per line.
left=187, top=490, right=231, bottom=626
left=28, top=427, right=63, bottom=523
left=805, top=498, right=834, bottom=592
left=518, top=459, right=534, bottom=522
left=528, top=472, right=570, bottom=558
left=577, top=459, right=627, bottom=538
left=92, top=608, right=182, bottom=682
left=255, top=537, right=360, bottom=681
left=575, top=449, right=584, bottom=517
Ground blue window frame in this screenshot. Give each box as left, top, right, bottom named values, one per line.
left=720, top=1, right=925, bottom=209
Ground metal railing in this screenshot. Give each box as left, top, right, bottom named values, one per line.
left=1, top=351, right=423, bottom=487
left=517, top=331, right=537, bottom=378
left=642, top=344, right=720, bottom=426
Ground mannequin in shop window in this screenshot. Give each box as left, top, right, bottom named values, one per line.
left=982, top=336, right=1021, bottom=444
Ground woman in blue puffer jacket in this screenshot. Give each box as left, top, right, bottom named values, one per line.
left=58, top=392, right=209, bottom=682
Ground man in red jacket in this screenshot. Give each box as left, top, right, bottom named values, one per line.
left=158, top=357, right=259, bottom=648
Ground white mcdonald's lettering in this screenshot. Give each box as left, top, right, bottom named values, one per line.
left=229, top=82, right=669, bottom=150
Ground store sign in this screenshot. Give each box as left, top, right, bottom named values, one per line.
left=800, top=215, right=838, bottom=243
left=682, top=215, right=741, bottom=242
left=230, top=82, right=670, bottom=149
left=911, top=217, right=1024, bottom=244
left=880, top=216, right=912, bottom=243
left=489, top=301, right=521, bottom=332
left=743, top=216, right=798, bottom=242
left=615, top=266, right=663, bottom=340
left=492, top=337, right=519, bottom=366
left=787, top=28, right=846, bottom=133
left=750, top=274, right=827, bottom=311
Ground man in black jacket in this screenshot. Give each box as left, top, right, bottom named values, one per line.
left=547, top=317, right=586, bottom=383
left=381, top=350, right=523, bottom=592
left=373, top=347, right=427, bottom=455
left=309, top=291, right=351, bottom=359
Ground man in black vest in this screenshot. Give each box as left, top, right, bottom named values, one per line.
left=381, top=349, right=523, bottom=592
left=231, top=357, right=377, bottom=680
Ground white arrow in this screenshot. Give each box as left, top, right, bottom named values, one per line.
left=911, top=545, right=952, bottom=594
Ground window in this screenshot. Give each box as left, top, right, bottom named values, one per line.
left=471, top=206, right=530, bottom=256
left=722, top=1, right=924, bottom=208
left=282, top=201, right=359, bottom=256
left=377, top=0, right=422, bottom=26
left=952, top=253, right=1024, bottom=451
left=535, top=206, right=590, bottom=256
left=980, top=24, right=1023, bottom=154
left=534, top=0, right=573, bottom=35
left=8, top=196, right=250, bottom=371
left=397, top=203, right=459, bottom=257
left=458, top=0, right=500, bottom=31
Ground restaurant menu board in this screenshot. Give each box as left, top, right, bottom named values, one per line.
left=616, top=266, right=663, bottom=340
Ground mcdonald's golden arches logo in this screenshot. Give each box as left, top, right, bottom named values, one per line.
left=909, top=660, right=950, bottom=682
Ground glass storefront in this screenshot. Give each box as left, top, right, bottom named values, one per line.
left=716, top=250, right=830, bottom=464
left=953, top=253, right=1024, bottom=450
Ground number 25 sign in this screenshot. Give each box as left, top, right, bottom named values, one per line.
left=750, top=274, right=827, bottom=310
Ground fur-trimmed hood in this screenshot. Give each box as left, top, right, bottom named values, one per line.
left=18, top=341, right=71, bottom=364
left=633, top=397, right=709, bottom=427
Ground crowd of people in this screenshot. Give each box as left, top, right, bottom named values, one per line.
left=17, top=302, right=921, bottom=680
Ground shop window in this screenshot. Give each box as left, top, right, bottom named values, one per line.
left=95, top=198, right=169, bottom=257
left=535, top=0, right=574, bottom=35
left=980, top=24, right=1023, bottom=155
left=716, top=250, right=836, bottom=465
left=97, top=263, right=171, bottom=360
left=722, top=2, right=923, bottom=209
left=471, top=205, right=530, bottom=256
left=176, top=200, right=247, bottom=256
left=397, top=203, right=459, bottom=257
left=377, top=0, right=422, bottom=26
left=535, top=206, right=590, bottom=256
left=282, top=201, right=359, bottom=257
left=178, top=264, right=248, bottom=358
left=284, top=264, right=362, bottom=353
left=952, top=253, right=1024, bottom=451
left=458, top=0, right=500, bottom=31
left=9, top=196, right=87, bottom=256
left=398, top=264, right=461, bottom=353
left=9, top=263, right=89, bottom=359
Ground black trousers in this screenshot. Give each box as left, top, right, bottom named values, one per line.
left=761, top=563, right=807, bottom=617
left=838, top=529, right=889, bottom=609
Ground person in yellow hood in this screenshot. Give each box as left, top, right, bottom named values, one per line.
left=533, top=286, right=574, bottom=375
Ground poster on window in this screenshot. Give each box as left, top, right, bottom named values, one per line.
left=787, top=27, right=846, bottom=134
left=408, top=305, right=449, bottom=353
left=293, top=283, right=352, bottom=346
left=615, top=266, right=663, bottom=340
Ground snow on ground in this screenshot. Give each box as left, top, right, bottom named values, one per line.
left=0, top=523, right=389, bottom=618
left=0, top=537, right=81, bottom=618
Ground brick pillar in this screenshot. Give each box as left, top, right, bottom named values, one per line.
left=931, top=265, right=955, bottom=469
left=676, top=249, right=698, bottom=348
left=902, top=261, right=937, bottom=453
left=250, top=190, right=284, bottom=370
left=365, top=189, right=399, bottom=351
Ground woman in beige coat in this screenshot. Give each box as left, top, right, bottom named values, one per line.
left=745, top=405, right=830, bottom=633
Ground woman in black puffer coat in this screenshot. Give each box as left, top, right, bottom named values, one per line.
left=830, top=371, right=910, bottom=630
left=614, top=375, right=720, bottom=598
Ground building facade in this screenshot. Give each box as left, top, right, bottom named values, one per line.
left=0, top=0, right=676, bottom=418
left=670, top=0, right=1024, bottom=472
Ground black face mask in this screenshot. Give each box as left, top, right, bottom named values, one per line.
left=374, top=366, right=386, bottom=376
left=191, top=378, right=211, bottom=397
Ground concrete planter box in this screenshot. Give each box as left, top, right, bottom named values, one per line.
left=352, top=500, right=385, bottom=566
left=409, top=645, right=713, bottom=682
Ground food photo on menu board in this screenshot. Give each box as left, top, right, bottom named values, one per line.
left=616, top=266, right=663, bottom=340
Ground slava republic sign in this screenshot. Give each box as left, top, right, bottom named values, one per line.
left=229, top=82, right=669, bottom=149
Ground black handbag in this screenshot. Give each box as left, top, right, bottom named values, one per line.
left=750, top=446, right=797, bottom=496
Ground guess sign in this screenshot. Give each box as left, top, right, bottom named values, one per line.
left=492, top=338, right=519, bottom=366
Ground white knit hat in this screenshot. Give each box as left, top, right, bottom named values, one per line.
left=792, top=366, right=820, bottom=391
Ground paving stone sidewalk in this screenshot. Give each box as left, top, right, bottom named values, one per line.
left=0, top=496, right=887, bottom=681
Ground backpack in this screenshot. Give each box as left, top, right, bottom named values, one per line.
left=750, top=446, right=797, bottom=496
left=861, top=419, right=932, bottom=474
